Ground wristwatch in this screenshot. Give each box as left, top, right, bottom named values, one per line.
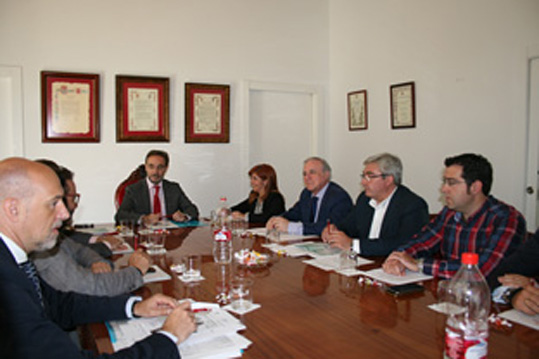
left=416, top=258, right=424, bottom=273
left=500, top=287, right=523, bottom=306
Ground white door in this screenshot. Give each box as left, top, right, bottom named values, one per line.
left=524, top=57, right=539, bottom=231
left=246, top=81, right=321, bottom=210
left=0, top=66, right=24, bottom=159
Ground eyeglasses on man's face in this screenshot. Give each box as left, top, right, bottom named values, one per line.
left=65, top=193, right=81, bottom=204
left=360, top=173, right=387, bottom=182
left=441, top=177, right=466, bottom=187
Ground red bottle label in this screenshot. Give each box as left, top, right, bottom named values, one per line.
left=444, top=329, right=488, bottom=359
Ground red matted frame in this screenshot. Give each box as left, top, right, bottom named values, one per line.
left=116, top=75, right=169, bottom=142
left=41, top=71, right=100, bottom=143
left=347, top=89, right=368, bottom=131
left=185, top=83, right=230, bottom=143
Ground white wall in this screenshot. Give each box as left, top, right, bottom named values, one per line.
left=2, top=0, right=539, bottom=223
left=328, top=0, right=539, bottom=216
left=0, top=0, right=329, bottom=222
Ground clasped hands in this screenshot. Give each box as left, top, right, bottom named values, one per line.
left=133, top=294, right=197, bottom=344
left=143, top=210, right=189, bottom=226
left=498, top=274, right=539, bottom=315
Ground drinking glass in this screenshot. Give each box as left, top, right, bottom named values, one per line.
left=147, top=230, right=166, bottom=255
left=231, top=277, right=254, bottom=311
left=266, top=228, right=281, bottom=243
left=184, top=255, right=202, bottom=280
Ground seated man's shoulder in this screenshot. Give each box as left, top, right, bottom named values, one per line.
left=396, top=185, right=428, bottom=206
left=328, top=181, right=352, bottom=198
left=486, top=196, right=524, bottom=220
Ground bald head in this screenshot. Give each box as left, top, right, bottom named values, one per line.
left=0, top=157, right=69, bottom=253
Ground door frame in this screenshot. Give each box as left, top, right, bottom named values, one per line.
left=524, top=44, right=539, bottom=230
left=0, top=65, right=25, bottom=158
left=240, top=80, right=322, bottom=194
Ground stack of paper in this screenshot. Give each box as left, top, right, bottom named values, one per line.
left=357, top=268, right=433, bottom=285
left=107, top=302, right=251, bottom=359
left=246, top=227, right=318, bottom=243
left=303, top=255, right=373, bottom=276
left=142, top=265, right=172, bottom=284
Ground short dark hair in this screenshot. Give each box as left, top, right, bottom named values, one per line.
left=35, top=159, right=73, bottom=192
left=444, top=153, right=492, bottom=195
left=145, top=150, right=169, bottom=167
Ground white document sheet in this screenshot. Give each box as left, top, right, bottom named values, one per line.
left=358, top=268, right=433, bottom=285
left=246, top=227, right=318, bottom=243
left=108, top=303, right=251, bottom=359
left=142, top=265, right=171, bottom=283
left=498, top=309, right=539, bottom=330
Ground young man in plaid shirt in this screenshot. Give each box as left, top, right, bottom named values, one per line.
left=383, top=153, right=526, bottom=279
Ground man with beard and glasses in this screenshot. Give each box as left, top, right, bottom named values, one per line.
left=383, top=153, right=526, bottom=279
left=115, top=150, right=199, bottom=226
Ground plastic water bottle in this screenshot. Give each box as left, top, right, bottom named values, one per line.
left=215, top=197, right=231, bottom=227
left=213, top=223, right=232, bottom=264
left=444, top=252, right=490, bottom=359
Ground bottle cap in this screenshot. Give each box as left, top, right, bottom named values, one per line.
left=461, top=252, right=478, bottom=265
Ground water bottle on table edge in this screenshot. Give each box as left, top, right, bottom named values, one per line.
left=444, top=252, right=490, bottom=359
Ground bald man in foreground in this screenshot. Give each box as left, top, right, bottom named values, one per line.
left=0, top=158, right=195, bottom=359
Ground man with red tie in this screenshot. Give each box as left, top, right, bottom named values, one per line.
left=115, top=150, right=199, bottom=226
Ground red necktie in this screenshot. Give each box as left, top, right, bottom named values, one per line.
left=153, top=185, right=161, bottom=214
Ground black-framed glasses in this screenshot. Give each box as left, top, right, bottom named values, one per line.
left=360, top=173, right=387, bottom=182
left=65, top=193, right=81, bottom=204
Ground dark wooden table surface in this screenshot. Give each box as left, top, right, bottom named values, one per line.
left=80, top=226, right=539, bottom=358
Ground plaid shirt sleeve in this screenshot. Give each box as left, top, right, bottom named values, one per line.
left=403, top=202, right=526, bottom=279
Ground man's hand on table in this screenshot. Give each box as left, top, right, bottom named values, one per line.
left=128, top=249, right=152, bottom=275
left=382, top=251, right=419, bottom=276
left=266, top=216, right=289, bottom=233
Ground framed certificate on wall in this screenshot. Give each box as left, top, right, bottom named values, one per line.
left=116, top=75, right=169, bottom=142
left=41, top=71, right=100, bottom=143
left=390, top=81, right=416, bottom=129
left=185, top=82, right=230, bottom=143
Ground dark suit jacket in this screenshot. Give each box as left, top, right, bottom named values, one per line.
left=486, top=229, right=539, bottom=289
left=115, top=178, right=199, bottom=222
left=336, top=185, right=429, bottom=256
left=283, top=182, right=353, bottom=235
left=0, top=239, right=179, bottom=359
left=231, top=191, right=286, bottom=224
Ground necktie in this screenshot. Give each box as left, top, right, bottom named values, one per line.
left=153, top=185, right=161, bottom=214
left=310, top=196, right=319, bottom=222
left=19, top=261, right=44, bottom=308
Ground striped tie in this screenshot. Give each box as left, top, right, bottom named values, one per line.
left=19, top=261, right=44, bottom=308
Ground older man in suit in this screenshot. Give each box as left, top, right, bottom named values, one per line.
left=115, top=150, right=199, bottom=226
left=0, top=158, right=196, bottom=358
left=267, top=157, right=353, bottom=236
left=322, top=153, right=429, bottom=256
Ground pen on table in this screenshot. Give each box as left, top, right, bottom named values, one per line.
left=326, top=219, right=332, bottom=234
left=192, top=308, right=211, bottom=313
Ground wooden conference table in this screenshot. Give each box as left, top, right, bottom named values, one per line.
left=80, top=225, right=539, bottom=358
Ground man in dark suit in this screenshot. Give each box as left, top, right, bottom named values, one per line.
left=266, top=157, right=353, bottom=236
left=321, top=153, right=429, bottom=256
left=115, top=150, right=199, bottom=226
left=0, top=158, right=196, bottom=358
left=488, top=229, right=539, bottom=315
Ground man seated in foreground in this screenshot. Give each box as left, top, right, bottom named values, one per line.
left=37, top=159, right=122, bottom=259
left=488, top=229, right=539, bottom=315
left=115, top=149, right=199, bottom=226
left=322, top=153, right=429, bottom=256
left=382, top=153, right=526, bottom=279
left=266, top=157, right=353, bottom=236
left=31, top=160, right=151, bottom=296
left=0, top=158, right=195, bottom=358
